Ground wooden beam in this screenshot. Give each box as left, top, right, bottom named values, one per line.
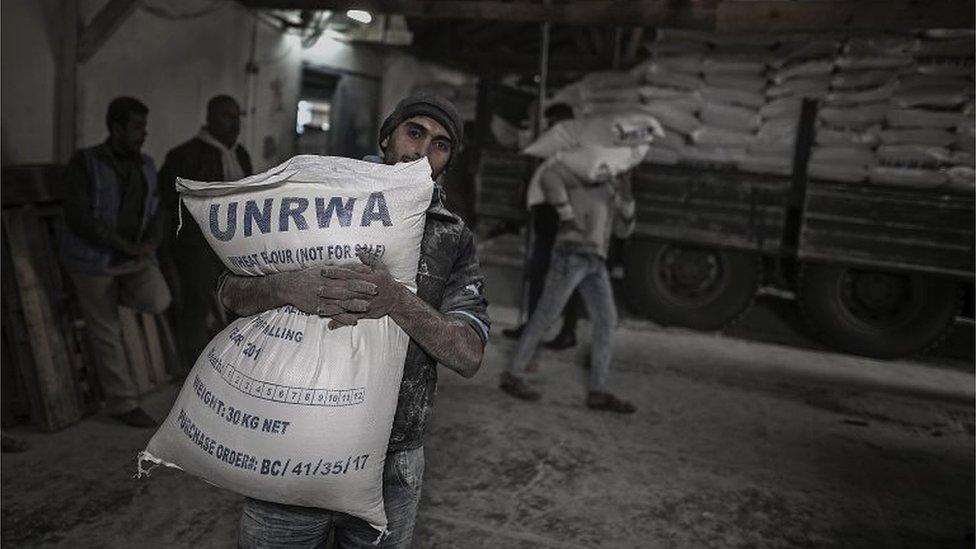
left=77, top=0, right=139, bottom=63
left=55, top=0, right=79, bottom=163
left=624, top=27, right=644, bottom=64
left=716, top=0, right=976, bottom=31
left=3, top=207, right=82, bottom=431
left=238, top=0, right=714, bottom=27
left=571, top=28, right=592, bottom=56
left=425, top=52, right=609, bottom=73
left=587, top=27, right=605, bottom=56
left=611, top=27, right=623, bottom=69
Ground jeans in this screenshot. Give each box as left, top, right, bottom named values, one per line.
left=239, top=447, right=425, bottom=549
left=68, top=260, right=172, bottom=414
left=508, top=249, right=618, bottom=393
left=526, top=205, right=581, bottom=331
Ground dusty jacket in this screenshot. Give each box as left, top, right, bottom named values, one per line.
left=539, top=160, right=636, bottom=259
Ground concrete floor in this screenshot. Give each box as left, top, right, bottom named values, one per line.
left=2, top=301, right=973, bottom=548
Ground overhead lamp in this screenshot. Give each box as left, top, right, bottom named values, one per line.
left=346, top=9, right=372, bottom=24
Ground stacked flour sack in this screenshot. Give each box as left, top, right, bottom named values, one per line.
left=875, top=30, right=974, bottom=193
left=812, top=30, right=975, bottom=193
left=624, top=29, right=799, bottom=172
left=139, top=155, right=434, bottom=539
left=522, top=110, right=663, bottom=180
left=755, top=35, right=843, bottom=175
left=547, top=37, right=696, bottom=166
left=674, top=31, right=771, bottom=168
left=810, top=35, right=900, bottom=183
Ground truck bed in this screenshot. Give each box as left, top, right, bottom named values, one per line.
left=632, top=163, right=791, bottom=254
left=799, top=181, right=975, bottom=279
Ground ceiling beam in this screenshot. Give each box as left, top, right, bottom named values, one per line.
left=237, top=0, right=714, bottom=27
left=716, top=0, right=976, bottom=31
left=77, top=0, right=139, bottom=63
left=422, top=51, right=610, bottom=73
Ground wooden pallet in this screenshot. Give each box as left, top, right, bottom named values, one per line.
left=2, top=206, right=82, bottom=431
left=1, top=164, right=178, bottom=430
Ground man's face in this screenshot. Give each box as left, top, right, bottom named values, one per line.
left=112, top=112, right=147, bottom=155
left=382, top=115, right=452, bottom=180
left=209, top=101, right=242, bottom=146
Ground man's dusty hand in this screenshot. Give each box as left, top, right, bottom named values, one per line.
left=322, top=251, right=407, bottom=329
left=274, top=264, right=374, bottom=322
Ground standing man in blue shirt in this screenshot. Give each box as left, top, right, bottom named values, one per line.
left=61, top=96, right=171, bottom=428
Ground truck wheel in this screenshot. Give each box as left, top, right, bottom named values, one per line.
left=623, top=239, right=761, bottom=330
left=798, top=263, right=962, bottom=359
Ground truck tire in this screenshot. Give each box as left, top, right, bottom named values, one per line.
left=623, top=239, right=761, bottom=330
left=798, top=262, right=962, bottom=359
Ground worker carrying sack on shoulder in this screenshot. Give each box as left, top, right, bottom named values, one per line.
left=138, top=155, right=434, bottom=540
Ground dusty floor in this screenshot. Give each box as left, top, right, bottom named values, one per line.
left=2, top=300, right=974, bottom=548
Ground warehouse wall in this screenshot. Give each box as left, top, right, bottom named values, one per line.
left=2, top=0, right=303, bottom=171
left=1, top=1, right=58, bottom=164
left=0, top=1, right=475, bottom=171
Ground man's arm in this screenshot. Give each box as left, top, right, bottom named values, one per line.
left=218, top=266, right=373, bottom=323
left=383, top=285, right=485, bottom=378
left=141, top=205, right=165, bottom=247
left=219, top=261, right=485, bottom=377
left=539, top=163, right=575, bottom=222
left=330, top=231, right=489, bottom=378
left=611, top=172, right=636, bottom=239
left=540, top=164, right=587, bottom=235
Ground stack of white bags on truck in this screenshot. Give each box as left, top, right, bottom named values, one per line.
left=546, top=28, right=975, bottom=194
left=813, top=30, right=974, bottom=192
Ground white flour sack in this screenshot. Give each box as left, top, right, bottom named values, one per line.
left=522, top=114, right=664, bottom=158
left=139, top=155, right=433, bottom=537
left=557, top=144, right=650, bottom=181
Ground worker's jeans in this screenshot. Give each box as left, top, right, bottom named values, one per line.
left=69, top=260, right=172, bottom=415
left=239, top=447, right=424, bottom=549
left=508, top=249, right=617, bottom=393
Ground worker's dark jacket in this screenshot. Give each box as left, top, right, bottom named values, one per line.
left=159, top=137, right=254, bottom=302
left=158, top=138, right=252, bottom=235
left=357, top=156, right=490, bottom=451
left=60, top=141, right=161, bottom=274
left=388, top=184, right=491, bottom=452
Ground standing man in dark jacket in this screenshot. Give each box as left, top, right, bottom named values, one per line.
left=158, top=95, right=253, bottom=373
left=220, top=93, right=489, bottom=548
left=61, top=96, right=171, bottom=428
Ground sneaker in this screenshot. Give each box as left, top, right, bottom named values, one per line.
left=499, top=372, right=541, bottom=401
left=501, top=325, right=525, bottom=340
left=543, top=331, right=576, bottom=350
left=114, top=407, right=158, bottom=428
left=586, top=392, right=636, bottom=414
